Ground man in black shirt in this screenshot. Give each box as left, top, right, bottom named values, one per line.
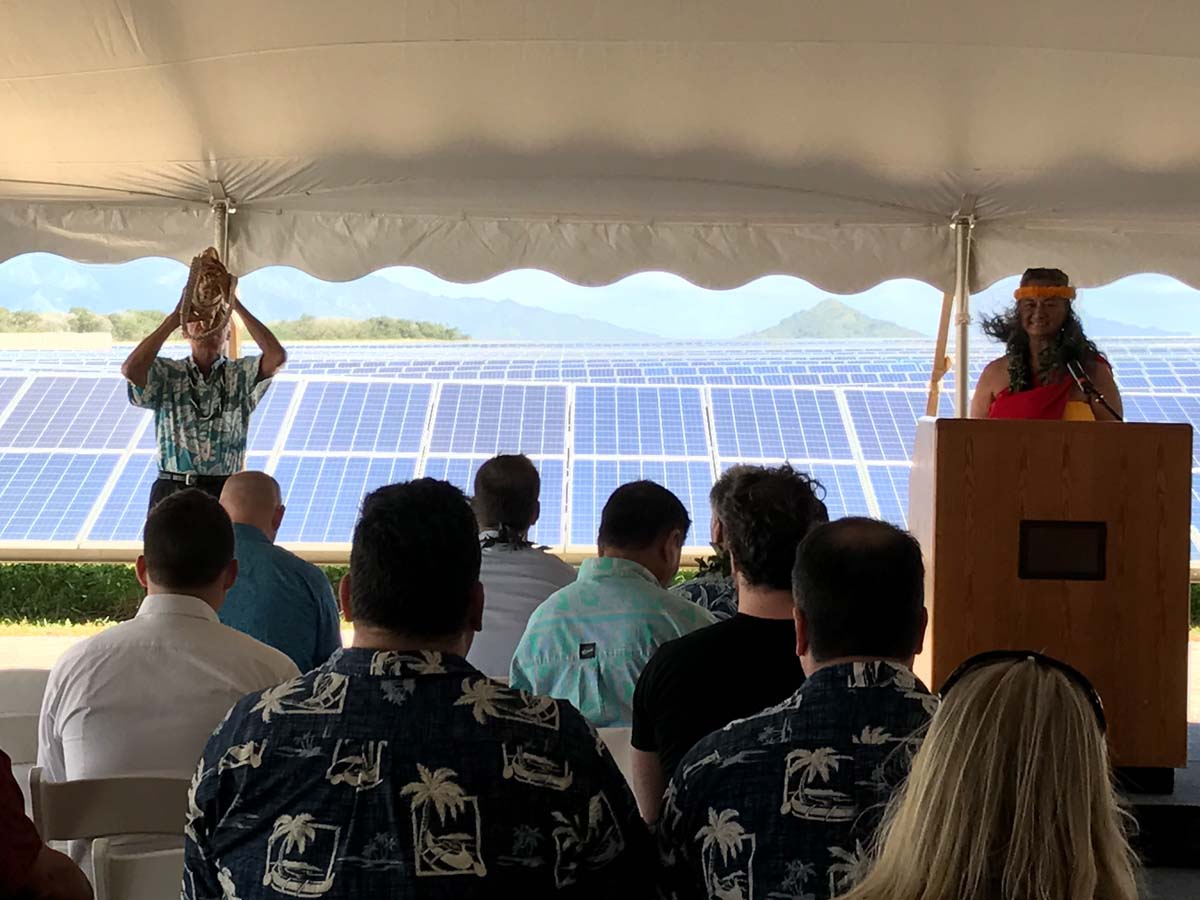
left=629, top=464, right=829, bottom=821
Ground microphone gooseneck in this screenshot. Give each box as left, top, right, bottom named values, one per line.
left=1065, top=360, right=1124, bottom=422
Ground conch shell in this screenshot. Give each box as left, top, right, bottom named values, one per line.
left=180, top=247, right=236, bottom=340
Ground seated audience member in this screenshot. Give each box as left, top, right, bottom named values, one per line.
left=467, top=454, right=577, bottom=678
left=838, top=651, right=1138, bottom=900
left=185, top=479, right=655, bottom=898
left=218, top=471, right=342, bottom=672
left=669, top=467, right=748, bottom=621
left=510, top=481, right=716, bottom=727
left=659, top=518, right=935, bottom=900
left=0, top=748, right=91, bottom=900
left=38, top=490, right=298, bottom=866
left=631, top=465, right=828, bottom=821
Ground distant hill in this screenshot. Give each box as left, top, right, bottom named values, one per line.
left=0, top=255, right=657, bottom=342
left=743, top=299, right=925, bottom=339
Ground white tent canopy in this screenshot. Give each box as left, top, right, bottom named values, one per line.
left=4, top=0, right=1200, bottom=292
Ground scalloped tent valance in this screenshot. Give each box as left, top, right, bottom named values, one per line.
left=4, top=1, right=1200, bottom=292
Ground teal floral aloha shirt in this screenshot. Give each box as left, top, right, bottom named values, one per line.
left=127, top=355, right=271, bottom=476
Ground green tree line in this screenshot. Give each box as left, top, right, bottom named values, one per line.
left=0, top=307, right=465, bottom=341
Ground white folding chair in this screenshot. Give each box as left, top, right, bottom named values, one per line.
left=598, top=726, right=635, bottom=784
left=92, top=839, right=184, bottom=900
left=0, top=668, right=51, bottom=715
left=29, top=767, right=191, bottom=842
left=0, top=668, right=50, bottom=814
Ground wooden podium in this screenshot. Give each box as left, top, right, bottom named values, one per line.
left=908, top=418, right=1192, bottom=768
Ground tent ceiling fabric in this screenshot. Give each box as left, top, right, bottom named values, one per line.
left=4, top=1, right=1200, bottom=291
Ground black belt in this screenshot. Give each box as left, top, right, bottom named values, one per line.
left=157, top=471, right=230, bottom=486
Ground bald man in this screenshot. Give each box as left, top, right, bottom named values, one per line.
left=218, top=472, right=342, bottom=672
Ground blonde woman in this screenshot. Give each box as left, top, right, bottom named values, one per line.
left=838, top=650, right=1139, bottom=900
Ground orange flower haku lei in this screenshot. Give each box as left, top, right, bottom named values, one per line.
left=1013, top=285, right=1076, bottom=301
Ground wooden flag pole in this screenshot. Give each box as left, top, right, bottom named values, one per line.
left=926, top=290, right=955, bottom=417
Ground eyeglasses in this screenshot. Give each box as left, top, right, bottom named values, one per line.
left=938, top=649, right=1106, bottom=733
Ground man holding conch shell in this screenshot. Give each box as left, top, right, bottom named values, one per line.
left=122, top=248, right=288, bottom=510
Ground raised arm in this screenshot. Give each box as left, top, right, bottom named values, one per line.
left=119, top=306, right=179, bottom=388
left=233, top=296, right=287, bottom=379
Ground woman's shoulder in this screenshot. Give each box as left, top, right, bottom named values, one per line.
left=978, top=356, right=1010, bottom=386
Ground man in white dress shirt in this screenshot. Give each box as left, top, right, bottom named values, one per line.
left=37, top=489, right=298, bottom=869
left=466, top=454, right=576, bottom=678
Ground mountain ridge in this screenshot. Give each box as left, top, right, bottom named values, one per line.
left=742, top=298, right=925, bottom=339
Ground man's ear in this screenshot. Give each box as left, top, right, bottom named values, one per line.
left=222, top=558, right=239, bottom=592
left=794, top=606, right=811, bottom=660
left=467, top=582, right=485, bottom=633
left=530, top=500, right=541, bottom=528
left=272, top=504, right=286, bottom=532
left=664, top=528, right=684, bottom=562
left=135, top=555, right=149, bottom=590
left=914, top=607, right=929, bottom=656
left=338, top=573, right=353, bottom=622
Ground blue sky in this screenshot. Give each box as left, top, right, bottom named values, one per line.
left=1, top=252, right=1199, bottom=337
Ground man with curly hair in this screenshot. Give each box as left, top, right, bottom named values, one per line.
left=630, top=464, right=828, bottom=822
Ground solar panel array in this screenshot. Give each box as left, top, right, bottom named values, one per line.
left=0, top=339, right=1193, bottom=558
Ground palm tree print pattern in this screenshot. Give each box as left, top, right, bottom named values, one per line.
left=400, top=765, right=487, bottom=877
left=184, top=649, right=652, bottom=897
left=658, top=660, right=935, bottom=900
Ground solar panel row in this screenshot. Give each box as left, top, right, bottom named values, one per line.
left=0, top=337, right=1194, bottom=557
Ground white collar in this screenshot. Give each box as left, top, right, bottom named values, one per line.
left=136, top=593, right=219, bottom=623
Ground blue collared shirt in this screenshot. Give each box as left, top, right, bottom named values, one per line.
left=509, top=557, right=717, bottom=727
left=127, top=354, right=271, bottom=475
left=658, top=661, right=937, bottom=900
left=183, top=649, right=657, bottom=899
left=219, top=523, right=342, bottom=673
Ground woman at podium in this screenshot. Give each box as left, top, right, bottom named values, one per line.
left=970, top=267, right=1124, bottom=421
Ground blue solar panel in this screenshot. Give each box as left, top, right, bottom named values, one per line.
left=420, top=456, right=565, bottom=547
left=246, top=381, right=298, bottom=452
left=846, top=390, right=952, bottom=462
left=0, top=453, right=118, bottom=540
left=720, top=460, right=870, bottom=521
left=273, top=455, right=418, bottom=543
left=0, top=378, right=144, bottom=449
left=710, top=389, right=851, bottom=460
left=573, top=387, right=708, bottom=457
left=87, top=452, right=275, bottom=542
left=85, top=453, right=157, bottom=541
left=801, top=464, right=872, bottom=519
left=568, top=459, right=714, bottom=546
left=1192, top=472, right=1200, bottom=559
left=1123, top=395, right=1200, bottom=466
left=867, top=465, right=911, bottom=527
left=284, top=382, right=431, bottom=453
left=430, top=384, right=566, bottom=455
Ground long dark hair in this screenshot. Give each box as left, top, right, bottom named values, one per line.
left=980, top=269, right=1102, bottom=394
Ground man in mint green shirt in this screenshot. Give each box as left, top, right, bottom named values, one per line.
left=510, top=481, right=716, bottom=726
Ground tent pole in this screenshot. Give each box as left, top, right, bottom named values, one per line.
left=209, top=182, right=241, bottom=358
left=952, top=197, right=977, bottom=417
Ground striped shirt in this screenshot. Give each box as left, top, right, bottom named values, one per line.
left=509, top=557, right=716, bottom=727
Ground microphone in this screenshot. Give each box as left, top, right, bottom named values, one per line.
left=1065, top=360, right=1091, bottom=395
left=1066, top=360, right=1123, bottom=422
